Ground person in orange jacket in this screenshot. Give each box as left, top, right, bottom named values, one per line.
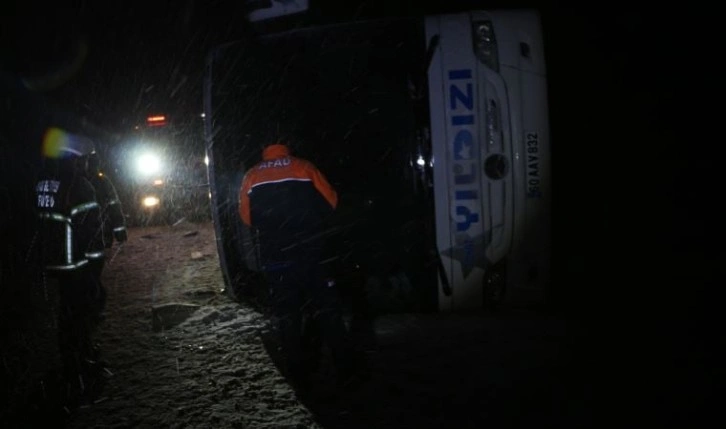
left=239, top=138, right=360, bottom=390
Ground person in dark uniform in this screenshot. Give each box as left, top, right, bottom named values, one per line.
left=84, top=150, right=128, bottom=322
left=34, top=131, right=105, bottom=404
left=239, top=138, right=364, bottom=390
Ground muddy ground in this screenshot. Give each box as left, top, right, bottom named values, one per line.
left=1, top=221, right=716, bottom=428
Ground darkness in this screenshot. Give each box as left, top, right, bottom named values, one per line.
left=1, top=0, right=720, bottom=425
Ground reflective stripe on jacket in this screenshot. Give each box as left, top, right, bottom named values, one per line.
left=35, top=170, right=102, bottom=271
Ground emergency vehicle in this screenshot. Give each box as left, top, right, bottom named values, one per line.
left=203, top=4, right=551, bottom=312
left=117, top=114, right=209, bottom=226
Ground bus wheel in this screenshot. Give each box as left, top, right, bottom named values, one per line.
left=483, top=262, right=506, bottom=312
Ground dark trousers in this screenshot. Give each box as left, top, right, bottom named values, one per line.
left=265, top=261, right=354, bottom=381
left=54, top=267, right=98, bottom=384
left=87, top=257, right=106, bottom=321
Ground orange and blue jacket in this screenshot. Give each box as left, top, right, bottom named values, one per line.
left=239, top=144, right=337, bottom=264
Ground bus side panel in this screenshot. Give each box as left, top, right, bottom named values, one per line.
left=425, top=16, right=454, bottom=312
left=479, top=56, right=515, bottom=266
left=508, top=68, right=551, bottom=305
left=429, top=14, right=488, bottom=311
left=489, top=10, right=547, bottom=75
left=494, top=10, right=551, bottom=305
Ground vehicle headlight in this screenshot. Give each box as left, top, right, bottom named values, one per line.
left=472, top=20, right=499, bottom=71
left=142, top=196, right=160, bottom=208
left=137, top=152, right=162, bottom=176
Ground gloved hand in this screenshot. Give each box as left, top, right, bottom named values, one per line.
left=114, top=228, right=128, bottom=243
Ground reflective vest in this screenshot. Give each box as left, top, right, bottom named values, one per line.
left=35, top=174, right=103, bottom=271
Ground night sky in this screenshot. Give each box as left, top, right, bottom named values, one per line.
left=4, top=1, right=546, bottom=128
left=1, top=0, right=719, bottom=416
left=2, top=0, right=248, bottom=129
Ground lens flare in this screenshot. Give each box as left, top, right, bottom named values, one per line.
left=42, top=127, right=67, bottom=158
left=42, top=128, right=93, bottom=158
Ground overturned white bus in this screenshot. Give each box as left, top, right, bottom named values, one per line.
left=203, top=9, right=550, bottom=312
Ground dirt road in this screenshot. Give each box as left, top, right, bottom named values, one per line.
left=5, top=221, right=594, bottom=428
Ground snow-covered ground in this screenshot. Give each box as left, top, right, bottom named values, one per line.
left=4, top=221, right=592, bottom=428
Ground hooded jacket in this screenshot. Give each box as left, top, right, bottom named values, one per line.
left=239, top=144, right=337, bottom=266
